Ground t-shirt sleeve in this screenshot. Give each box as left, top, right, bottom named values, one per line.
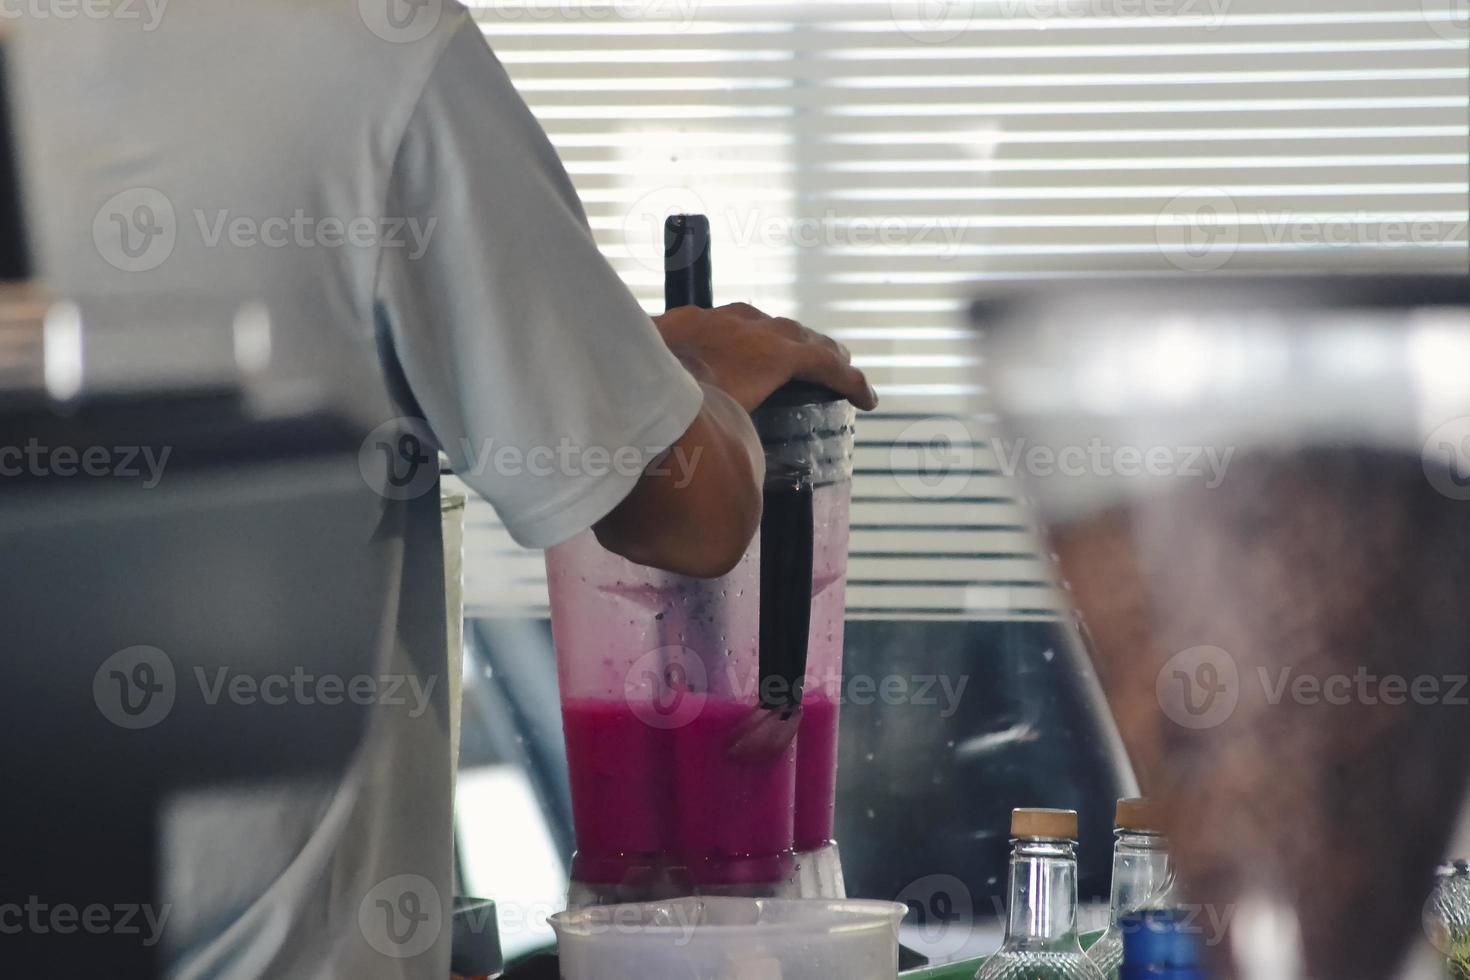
left=375, top=17, right=703, bottom=549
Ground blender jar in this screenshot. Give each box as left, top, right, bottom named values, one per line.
left=546, top=385, right=855, bottom=905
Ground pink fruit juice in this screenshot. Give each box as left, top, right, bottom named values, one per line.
left=673, top=699, right=796, bottom=883
left=561, top=698, right=674, bottom=876
left=562, top=695, right=799, bottom=886
left=793, top=692, right=840, bottom=850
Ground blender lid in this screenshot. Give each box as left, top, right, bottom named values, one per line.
left=758, top=380, right=847, bottom=410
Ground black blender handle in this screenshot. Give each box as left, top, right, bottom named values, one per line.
left=0, top=42, right=33, bottom=282
left=759, top=478, right=814, bottom=714
left=660, top=213, right=815, bottom=714
left=664, top=214, right=713, bottom=310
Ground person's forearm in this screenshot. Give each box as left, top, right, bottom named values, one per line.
left=592, top=303, right=874, bottom=577
left=592, top=383, right=764, bottom=578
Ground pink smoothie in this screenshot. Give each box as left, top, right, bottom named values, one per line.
left=561, top=696, right=800, bottom=885
left=673, top=699, right=796, bottom=883
left=561, top=698, right=675, bottom=873
left=793, top=692, right=840, bottom=850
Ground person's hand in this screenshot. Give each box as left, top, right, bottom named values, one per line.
left=653, top=302, right=879, bottom=413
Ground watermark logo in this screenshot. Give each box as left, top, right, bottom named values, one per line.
left=994, top=0, right=1230, bottom=26
left=1157, top=187, right=1467, bottom=271
left=359, top=0, right=442, bottom=42
left=624, top=185, right=710, bottom=275
left=195, top=666, right=438, bottom=718
left=93, top=187, right=176, bottom=273
left=626, top=193, right=971, bottom=274
left=1155, top=187, right=1239, bottom=272
left=993, top=436, right=1234, bottom=489
left=1259, top=666, right=1467, bottom=708
left=357, top=419, right=708, bottom=501
left=359, top=418, right=441, bottom=502
left=1117, top=903, right=1238, bottom=948
left=1422, top=416, right=1470, bottom=501
left=1156, top=645, right=1239, bottom=730
left=359, top=874, right=443, bottom=959
left=624, top=644, right=710, bottom=730
left=891, top=0, right=974, bottom=43
left=94, top=645, right=439, bottom=728
left=0, top=0, right=170, bottom=29
left=0, top=897, right=171, bottom=945
left=896, top=874, right=974, bottom=959
left=888, top=419, right=1236, bottom=500
left=193, top=210, right=436, bottom=259
left=1424, top=0, right=1470, bottom=41
left=890, top=417, right=977, bottom=500
left=93, top=645, right=176, bottom=730
left=0, top=440, right=171, bottom=486
left=477, top=0, right=701, bottom=31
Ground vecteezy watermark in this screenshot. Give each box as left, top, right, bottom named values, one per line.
left=357, top=416, right=706, bottom=502
left=890, top=0, right=975, bottom=44
left=0, top=0, right=169, bottom=30
left=723, top=209, right=970, bottom=260
left=194, top=209, right=437, bottom=260
left=93, top=646, right=177, bottom=730
left=1119, top=903, right=1238, bottom=948
left=1156, top=645, right=1240, bottom=730
left=359, top=874, right=443, bottom=959
left=358, top=0, right=443, bottom=43
left=358, top=417, right=440, bottom=502
left=1259, top=666, right=1468, bottom=708
left=476, top=0, right=701, bottom=30
left=624, top=644, right=711, bottom=731
left=620, top=647, right=972, bottom=731
left=1156, top=187, right=1469, bottom=272
left=92, top=646, right=440, bottom=729
left=1154, top=188, right=1240, bottom=272
left=994, top=0, right=1230, bottom=26
left=888, top=417, right=1235, bottom=500
left=990, top=437, right=1233, bottom=488
left=195, top=666, right=438, bottom=718
left=897, top=874, right=975, bottom=959
left=93, top=187, right=177, bottom=274
left=891, top=0, right=1229, bottom=43
left=1157, top=644, right=1470, bottom=730
left=92, top=188, right=437, bottom=273
left=0, top=897, right=171, bottom=946
left=622, top=188, right=971, bottom=274
left=0, top=439, right=170, bottom=487
left=1421, top=416, right=1470, bottom=501
left=1423, top=0, right=1470, bottom=42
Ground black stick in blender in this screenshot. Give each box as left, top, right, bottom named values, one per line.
left=661, top=214, right=814, bottom=761
left=0, top=42, right=33, bottom=283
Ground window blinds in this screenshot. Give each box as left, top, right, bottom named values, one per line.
left=455, top=0, right=1470, bottom=620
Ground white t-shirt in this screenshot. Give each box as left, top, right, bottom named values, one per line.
left=13, top=0, right=704, bottom=548
left=12, top=4, right=702, bottom=978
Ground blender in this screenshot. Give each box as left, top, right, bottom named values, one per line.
left=545, top=214, right=855, bottom=906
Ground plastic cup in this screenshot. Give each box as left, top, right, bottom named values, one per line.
left=550, top=896, right=905, bottom=980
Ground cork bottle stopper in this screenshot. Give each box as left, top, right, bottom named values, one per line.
left=1011, top=807, right=1078, bottom=840
left=1114, top=797, right=1161, bottom=833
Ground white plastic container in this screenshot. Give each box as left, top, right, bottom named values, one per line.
left=550, top=896, right=905, bottom=980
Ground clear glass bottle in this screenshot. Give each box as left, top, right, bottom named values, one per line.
left=1425, top=860, right=1470, bottom=980
left=976, top=808, right=1105, bottom=980
left=1088, top=798, right=1175, bottom=980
